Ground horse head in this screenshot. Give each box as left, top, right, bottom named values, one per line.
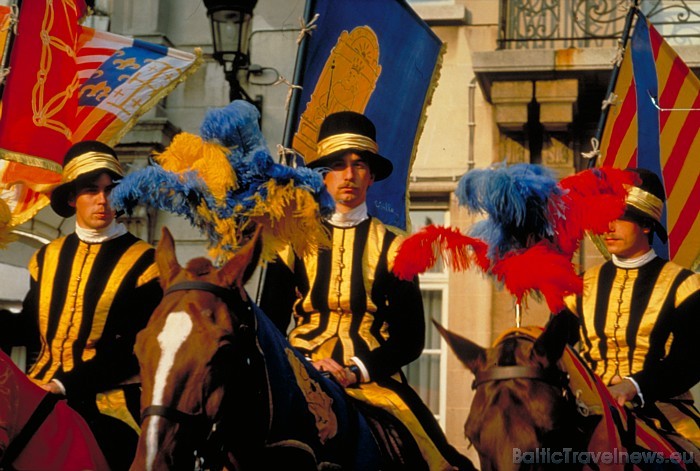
left=434, top=313, right=581, bottom=470
left=131, top=226, right=262, bottom=471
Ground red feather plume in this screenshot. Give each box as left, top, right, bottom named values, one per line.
left=490, top=242, right=583, bottom=313
left=553, top=167, right=635, bottom=256
left=393, top=225, right=489, bottom=281
left=393, top=166, right=635, bottom=316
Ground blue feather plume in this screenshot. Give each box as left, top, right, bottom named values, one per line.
left=110, top=100, right=334, bottom=259
left=456, top=162, right=565, bottom=259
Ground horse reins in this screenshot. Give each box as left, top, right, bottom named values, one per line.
left=141, top=404, right=209, bottom=428
left=472, top=333, right=569, bottom=390
left=141, top=280, right=247, bottom=428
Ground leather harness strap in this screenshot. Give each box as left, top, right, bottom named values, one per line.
left=141, top=404, right=207, bottom=428
left=141, top=281, right=238, bottom=429
left=473, top=365, right=568, bottom=389
left=165, top=281, right=233, bottom=300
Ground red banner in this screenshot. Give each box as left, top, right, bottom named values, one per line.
left=0, top=1, right=201, bottom=226
left=0, top=1, right=88, bottom=223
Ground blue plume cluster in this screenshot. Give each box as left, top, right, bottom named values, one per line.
left=456, top=162, right=564, bottom=258
left=110, top=100, right=334, bottom=254
left=199, top=100, right=269, bottom=156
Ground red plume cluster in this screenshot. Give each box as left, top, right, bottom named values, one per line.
left=393, top=167, right=635, bottom=313
left=392, top=225, right=489, bottom=281
left=554, top=167, right=636, bottom=256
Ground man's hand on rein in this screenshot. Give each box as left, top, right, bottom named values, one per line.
left=312, top=358, right=359, bottom=388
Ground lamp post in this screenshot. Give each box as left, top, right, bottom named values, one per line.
left=203, top=0, right=262, bottom=111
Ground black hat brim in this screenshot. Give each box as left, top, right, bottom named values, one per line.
left=622, top=205, right=668, bottom=244
left=308, top=150, right=393, bottom=182
left=49, top=169, right=122, bottom=218
left=50, top=181, right=77, bottom=218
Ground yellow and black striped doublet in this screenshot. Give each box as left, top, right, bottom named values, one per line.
left=287, top=218, right=425, bottom=379
left=262, top=217, right=471, bottom=470
left=25, top=232, right=161, bottom=393
left=565, top=257, right=700, bottom=445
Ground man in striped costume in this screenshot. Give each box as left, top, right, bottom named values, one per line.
left=563, top=168, right=700, bottom=450
left=261, top=112, right=473, bottom=470
left=0, top=141, right=162, bottom=470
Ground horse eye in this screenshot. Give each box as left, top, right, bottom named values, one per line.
left=199, top=309, right=215, bottom=320
left=218, top=335, right=234, bottom=349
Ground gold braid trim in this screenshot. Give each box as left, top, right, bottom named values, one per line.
left=0, top=147, right=63, bottom=173
left=316, top=133, right=378, bottom=159
left=626, top=185, right=663, bottom=223
left=61, top=152, right=123, bottom=183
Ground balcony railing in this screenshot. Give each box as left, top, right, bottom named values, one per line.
left=499, top=0, right=700, bottom=49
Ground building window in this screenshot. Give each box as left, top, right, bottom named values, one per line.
left=403, top=205, right=449, bottom=426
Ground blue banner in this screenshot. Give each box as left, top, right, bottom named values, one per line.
left=291, top=0, right=443, bottom=231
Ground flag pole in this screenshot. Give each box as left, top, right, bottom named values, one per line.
left=255, top=0, right=316, bottom=306
left=280, top=0, right=317, bottom=163
left=587, top=1, right=639, bottom=169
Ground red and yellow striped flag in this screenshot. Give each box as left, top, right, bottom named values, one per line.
left=600, top=13, right=700, bottom=270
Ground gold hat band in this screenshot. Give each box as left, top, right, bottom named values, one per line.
left=316, top=133, right=378, bottom=160
left=626, top=185, right=663, bottom=223
left=62, top=151, right=124, bottom=184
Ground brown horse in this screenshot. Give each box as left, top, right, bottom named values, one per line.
left=131, top=227, right=382, bottom=470
left=0, top=350, right=108, bottom=470
left=434, top=313, right=692, bottom=471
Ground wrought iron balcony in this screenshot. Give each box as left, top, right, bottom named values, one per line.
left=499, top=0, right=700, bottom=49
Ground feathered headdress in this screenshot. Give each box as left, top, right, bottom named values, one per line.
left=110, top=100, right=334, bottom=264
left=393, top=162, right=635, bottom=313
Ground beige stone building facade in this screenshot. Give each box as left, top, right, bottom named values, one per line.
left=1, top=0, right=698, bottom=465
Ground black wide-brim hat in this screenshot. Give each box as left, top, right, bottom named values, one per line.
left=623, top=168, right=668, bottom=244
left=50, top=141, right=124, bottom=218
left=307, top=111, right=393, bottom=181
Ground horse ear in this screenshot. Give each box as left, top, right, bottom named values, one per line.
left=156, top=226, right=181, bottom=288
left=218, top=225, right=263, bottom=291
left=432, top=319, right=486, bottom=374
left=532, top=311, right=580, bottom=367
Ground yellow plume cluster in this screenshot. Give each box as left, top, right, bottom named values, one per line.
left=248, top=180, right=331, bottom=262
left=204, top=210, right=242, bottom=263
left=153, top=133, right=237, bottom=202
left=194, top=179, right=330, bottom=265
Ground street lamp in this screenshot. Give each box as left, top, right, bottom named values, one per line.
left=203, top=0, right=262, bottom=110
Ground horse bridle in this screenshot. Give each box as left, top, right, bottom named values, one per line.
left=141, top=280, right=250, bottom=431
left=472, top=333, right=569, bottom=391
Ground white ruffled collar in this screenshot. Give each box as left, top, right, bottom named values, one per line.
left=327, top=203, right=369, bottom=228
left=75, top=220, right=128, bottom=243
left=612, top=249, right=657, bottom=269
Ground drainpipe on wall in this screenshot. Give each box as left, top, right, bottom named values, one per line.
left=467, top=76, right=477, bottom=171
left=465, top=76, right=492, bottom=346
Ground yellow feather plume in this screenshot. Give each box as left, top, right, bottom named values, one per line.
left=153, top=132, right=238, bottom=202
left=248, top=180, right=331, bottom=262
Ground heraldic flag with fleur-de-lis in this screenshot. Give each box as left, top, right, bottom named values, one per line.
left=0, top=0, right=201, bottom=227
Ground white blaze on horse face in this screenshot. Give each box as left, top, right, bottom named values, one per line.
left=146, top=311, right=193, bottom=471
